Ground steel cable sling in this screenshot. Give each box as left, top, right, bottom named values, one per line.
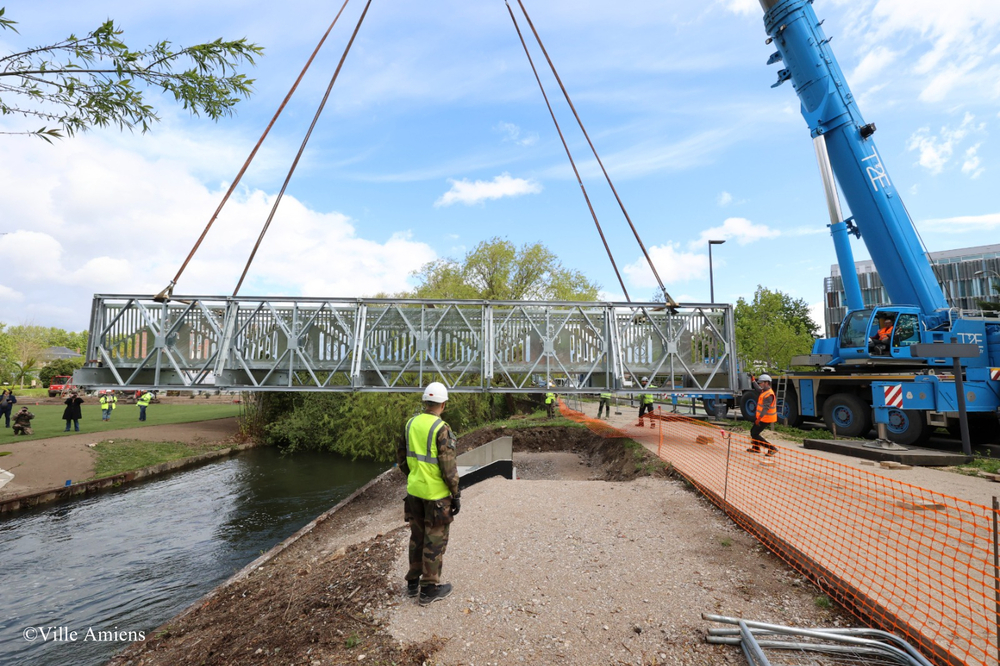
left=507, top=0, right=678, bottom=307
left=154, top=0, right=359, bottom=301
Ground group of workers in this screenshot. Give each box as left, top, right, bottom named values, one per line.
left=6, top=389, right=156, bottom=437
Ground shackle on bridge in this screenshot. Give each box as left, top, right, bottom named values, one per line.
left=74, top=295, right=738, bottom=395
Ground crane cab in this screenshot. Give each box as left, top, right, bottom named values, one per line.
left=835, top=307, right=921, bottom=363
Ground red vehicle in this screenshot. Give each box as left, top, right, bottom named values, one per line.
left=48, top=375, right=75, bottom=397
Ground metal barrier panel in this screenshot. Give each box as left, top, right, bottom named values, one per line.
left=74, top=295, right=738, bottom=394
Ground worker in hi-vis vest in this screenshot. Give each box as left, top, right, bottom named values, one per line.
left=137, top=391, right=154, bottom=422
left=544, top=383, right=557, bottom=419
left=636, top=376, right=656, bottom=428
left=396, top=382, right=460, bottom=606
left=748, top=374, right=778, bottom=456
left=597, top=391, right=612, bottom=419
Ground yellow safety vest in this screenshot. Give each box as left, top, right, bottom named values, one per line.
left=100, top=396, right=109, bottom=408
left=545, top=392, right=555, bottom=404
left=600, top=392, right=611, bottom=400
left=642, top=387, right=655, bottom=405
left=138, top=392, right=153, bottom=407
left=405, top=413, right=450, bottom=501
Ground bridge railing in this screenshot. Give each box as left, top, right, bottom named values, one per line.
left=75, top=295, right=739, bottom=393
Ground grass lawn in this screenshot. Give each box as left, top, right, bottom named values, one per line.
left=3, top=388, right=49, bottom=398
left=0, top=403, right=240, bottom=442
left=91, top=438, right=233, bottom=478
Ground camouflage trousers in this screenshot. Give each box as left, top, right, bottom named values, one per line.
left=597, top=399, right=610, bottom=418
left=404, top=494, right=454, bottom=586
left=13, top=425, right=32, bottom=435
left=546, top=402, right=555, bottom=418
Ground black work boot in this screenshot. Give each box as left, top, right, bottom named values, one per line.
left=406, top=579, right=420, bottom=598
left=418, top=583, right=453, bottom=606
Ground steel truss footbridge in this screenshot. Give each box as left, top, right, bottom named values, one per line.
left=73, top=295, right=739, bottom=396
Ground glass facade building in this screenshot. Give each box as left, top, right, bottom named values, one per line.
left=823, top=243, right=1000, bottom=338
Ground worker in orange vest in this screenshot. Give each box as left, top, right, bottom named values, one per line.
left=747, top=374, right=778, bottom=457
left=869, top=315, right=894, bottom=355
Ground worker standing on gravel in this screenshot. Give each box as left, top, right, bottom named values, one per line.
left=636, top=377, right=655, bottom=428
left=397, top=381, right=461, bottom=606
left=748, top=374, right=778, bottom=456
left=597, top=391, right=612, bottom=419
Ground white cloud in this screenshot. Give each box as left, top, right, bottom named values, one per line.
left=717, top=191, right=733, bottom=207
left=861, top=0, right=1000, bottom=102
left=851, top=46, right=900, bottom=85
left=923, top=212, right=1000, bottom=231
left=961, top=144, right=985, bottom=178
left=808, top=301, right=825, bottom=334
left=0, top=134, right=438, bottom=328
left=691, top=217, right=780, bottom=248
left=624, top=243, right=707, bottom=288
left=496, top=122, right=539, bottom=147
left=723, top=0, right=760, bottom=16
left=906, top=113, right=984, bottom=174
left=0, top=284, right=24, bottom=303
left=434, top=173, right=542, bottom=207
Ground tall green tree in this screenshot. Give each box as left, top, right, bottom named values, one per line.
left=735, top=286, right=817, bottom=372
left=412, top=237, right=600, bottom=301
left=0, top=7, right=262, bottom=140
left=977, top=278, right=1000, bottom=313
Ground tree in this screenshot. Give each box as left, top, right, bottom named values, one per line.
left=39, top=357, right=84, bottom=387
left=412, top=237, right=600, bottom=301
left=5, top=324, right=47, bottom=388
left=735, top=286, right=817, bottom=372
left=977, top=278, right=1000, bottom=313
left=0, top=8, right=262, bottom=141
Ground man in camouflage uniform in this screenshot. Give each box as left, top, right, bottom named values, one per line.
left=397, top=381, right=461, bottom=605
left=597, top=391, right=612, bottom=419
left=12, top=406, right=34, bottom=435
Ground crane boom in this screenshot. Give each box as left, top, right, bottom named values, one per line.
left=759, top=0, right=948, bottom=320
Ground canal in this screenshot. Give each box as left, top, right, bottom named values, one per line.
left=0, top=447, right=387, bottom=666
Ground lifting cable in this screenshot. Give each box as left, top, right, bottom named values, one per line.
left=233, top=0, right=373, bottom=296
left=514, top=0, right=678, bottom=308
left=505, top=1, right=631, bottom=302
left=154, top=0, right=356, bottom=303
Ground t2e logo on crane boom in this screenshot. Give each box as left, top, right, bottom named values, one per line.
left=862, top=146, right=891, bottom=192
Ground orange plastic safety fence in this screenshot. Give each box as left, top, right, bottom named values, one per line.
left=559, top=400, right=1000, bottom=666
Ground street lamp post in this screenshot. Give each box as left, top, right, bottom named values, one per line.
left=974, top=269, right=1000, bottom=304
left=708, top=239, right=726, bottom=303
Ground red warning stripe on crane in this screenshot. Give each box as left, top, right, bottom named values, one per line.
left=991, top=368, right=1000, bottom=381
left=883, top=385, right=903, bottom=409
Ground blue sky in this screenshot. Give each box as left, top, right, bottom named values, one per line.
left=1, top=0, right=997, bottom=332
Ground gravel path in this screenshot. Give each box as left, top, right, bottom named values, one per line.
left=386, top=474, right=845, bottom=665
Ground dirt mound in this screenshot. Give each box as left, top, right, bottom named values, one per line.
left=460, top=424, right=671, bottom=482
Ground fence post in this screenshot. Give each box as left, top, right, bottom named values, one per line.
left=993, top=496, right=999, bottom=665
left=723, top=430, right=732, bottom=510
left=657, top=406, right=663, bottom=457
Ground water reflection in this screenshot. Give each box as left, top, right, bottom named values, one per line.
left=0, top=447, right=386, bottom=666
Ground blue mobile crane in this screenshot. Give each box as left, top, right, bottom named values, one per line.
left=755, top=0, right=1000, bottom=445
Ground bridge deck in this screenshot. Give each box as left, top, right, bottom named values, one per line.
left=74, top=295, right=739, bottom=394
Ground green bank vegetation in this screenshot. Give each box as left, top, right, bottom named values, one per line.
left=92, top=439, right=232, bottom=478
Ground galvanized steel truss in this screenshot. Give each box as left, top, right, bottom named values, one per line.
left=76, top=295, right=738, bottom=394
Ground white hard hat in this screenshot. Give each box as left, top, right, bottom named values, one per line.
left=758, top=373, right=772, bottom=383
left=641, top=376, right=649, bottom=382
left=422, top=382, right=448, bottom=403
